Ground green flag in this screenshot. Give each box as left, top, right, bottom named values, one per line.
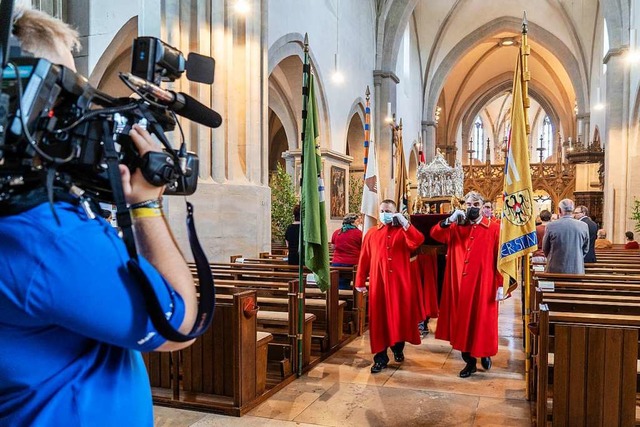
left=302, top=74, right=330, bottom=292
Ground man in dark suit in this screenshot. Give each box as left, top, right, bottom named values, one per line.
left=573, top=205, right=597, bottom=263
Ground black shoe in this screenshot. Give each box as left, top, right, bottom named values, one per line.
left=393, top=352, right=405, bottom=363
left=370, top=362, right=388, bottom=373
left=459, top=363, right=477, bottom=378
left=481, top=357, right=492, bottom=370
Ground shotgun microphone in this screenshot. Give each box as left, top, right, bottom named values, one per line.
left=120, top=72, right=222, bottom=128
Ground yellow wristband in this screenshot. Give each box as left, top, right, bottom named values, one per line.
left=131, top=207, right=163, bottom=219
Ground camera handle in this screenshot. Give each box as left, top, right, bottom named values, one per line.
left=101, top=121, right=215, bottom=342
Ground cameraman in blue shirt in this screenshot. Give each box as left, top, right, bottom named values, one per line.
left=0, top=5, right=198, bottom=426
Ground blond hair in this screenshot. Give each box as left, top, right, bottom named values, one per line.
left=11, top=2, right=81, bottom=59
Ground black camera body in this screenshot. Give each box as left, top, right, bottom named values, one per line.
left=0, top=36, right=216, bottom=203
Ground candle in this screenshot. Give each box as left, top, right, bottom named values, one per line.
left=387, top=102, right=391, bottom=119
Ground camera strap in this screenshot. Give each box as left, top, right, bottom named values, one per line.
left=101, top=122, right=215, bottom=342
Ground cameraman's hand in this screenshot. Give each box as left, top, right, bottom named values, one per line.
left=447, top=210, right=465, bottom=224
left=392, top=213, right=409, bottom=229
left=120, top=124, right=165, bottom=205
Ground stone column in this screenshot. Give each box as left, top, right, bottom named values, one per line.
left=577, top=113, right=590, bottom=144
left=373, top=70, right=399, bottom=200
left=161, top=0, right=269, bottom=260
left=603, top=49, right=631, bottom=242
left=424, top=120, right=437, bottom=163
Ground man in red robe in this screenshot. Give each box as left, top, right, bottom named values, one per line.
left=356, top=199, right=426, bottom=373
left=431, top=191, right=503, bottom=378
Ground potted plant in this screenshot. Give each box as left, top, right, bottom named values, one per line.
left=631, top=198, right=640, bottom=233
left=270, top=163, right=298, bottom=243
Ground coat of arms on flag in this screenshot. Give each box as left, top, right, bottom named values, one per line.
left=502, top=189, right=533, bottom=226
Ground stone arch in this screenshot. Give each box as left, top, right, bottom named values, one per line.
left=269, top=72, right=299, bottom=152
left=345, top=100, right=366, bottom=172
left=376, top=0, right=421, bottom=71
left=600, top=0, right=629, bottom=48
left=89, top=16, right=138, bottom=97
left=268, top=33, right=332, bottom=147
left=456, top=78, right=565, bottom=155
left=426, top=16, right=587, bottom=126
left=267, top=110, right=288, bottom=174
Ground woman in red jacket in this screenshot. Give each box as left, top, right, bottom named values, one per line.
left=625, top=231, right=640, bottom=249
left=330, top=213, right=363, bottom=289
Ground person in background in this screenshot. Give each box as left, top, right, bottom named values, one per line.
left=481, top=201, right=500, bottom=224
left=625, top=231, right=640, bottom=249
left=355, top=200, right=425, bottom=373
left=573, top=205, right=597, bottom=263
left=285, top=204, right=301, bottom=265
left=331, top=213, right=363, bottom=289
left=542, top=199, right=589, bottom=273
left=594, top=229, right=613, bottom=249
left=430, top=191, right=503, bottom=378
left=531, top=209, right=551, bottom=263
left=535, top=215, right=542, bottom=226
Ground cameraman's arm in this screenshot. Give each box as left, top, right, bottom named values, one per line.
left=122, top=125, right=197, bottom=351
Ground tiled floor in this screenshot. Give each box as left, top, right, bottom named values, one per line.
left=154, top=291, right=532, bottom=426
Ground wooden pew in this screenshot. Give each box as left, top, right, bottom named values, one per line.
left=192, top=263, right=350, bottom=351
left=528, top=269, right=640, bottom=422
left=209, top=268, right=340, bottom=348
left=212, top=281, right=315, bottom=371
left=221, top=258, right=366, bottom=335
left=536, top=305, right=639, bottom=426
left=143, top=290, right=272, bottom=416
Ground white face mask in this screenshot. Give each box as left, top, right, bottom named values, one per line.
left=379, top=212, right=393, bottom=224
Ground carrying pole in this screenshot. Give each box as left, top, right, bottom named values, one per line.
left=297, top=34, right=311, bottom=377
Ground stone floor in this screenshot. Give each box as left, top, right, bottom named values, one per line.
left=154, top=291, right=531, bottom=426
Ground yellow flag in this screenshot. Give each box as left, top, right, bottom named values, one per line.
left=498, top=45, right=537, bottom=294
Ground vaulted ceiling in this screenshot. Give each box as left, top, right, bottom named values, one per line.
left=392, top=0, right=605, bottom=155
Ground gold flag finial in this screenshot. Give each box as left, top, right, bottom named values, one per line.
left=522, top=12, right=528, bottom=34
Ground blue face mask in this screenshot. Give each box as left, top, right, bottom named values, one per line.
left=379, top=212, right=393, bottom=224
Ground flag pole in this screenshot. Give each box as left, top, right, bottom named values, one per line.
left=297, top=33, right=310, bottom=377
left=521, top=12, right=533, bottom=401
left=363, top=86, right=371, bottom=179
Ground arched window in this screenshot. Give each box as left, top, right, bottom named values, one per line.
left=473, top=116, right=485, bottom=162
left=537, top=115, right=553, bottom=161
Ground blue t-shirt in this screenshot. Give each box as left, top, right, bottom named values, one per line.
left=0, top=202, right=186, bottom=426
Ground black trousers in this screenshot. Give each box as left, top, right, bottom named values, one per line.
left=461, top=352, right=477, bottom=365
left=374, top=342, right=405, bottom=364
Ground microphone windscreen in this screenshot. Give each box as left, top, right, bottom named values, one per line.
left=177, top=93, right=222, bottom=128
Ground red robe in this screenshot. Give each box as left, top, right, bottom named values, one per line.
left=356, top=223, right=425, bottom=354
left=430, top=217, right=502, bottom=357
left=416, top=254, right=439, bottom=318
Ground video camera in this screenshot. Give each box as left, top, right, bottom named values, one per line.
left=0, top=27, right=220, bottom=203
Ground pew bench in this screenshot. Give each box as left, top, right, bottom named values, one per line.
left=257, top=310, right=316, bottom=368
left=143, top=290, right=271, bottom=416
left=214, top=279, right=346, bottom=353
left=536, top=306, right=640, bottom=426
